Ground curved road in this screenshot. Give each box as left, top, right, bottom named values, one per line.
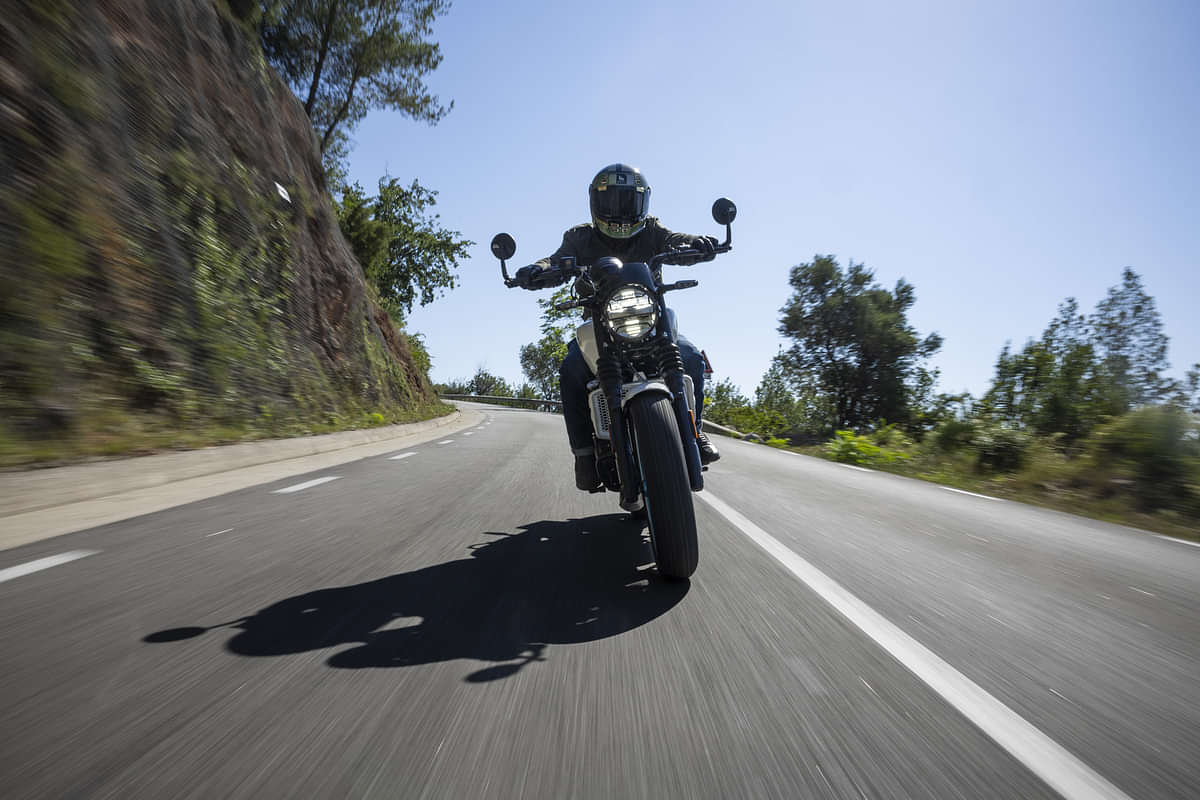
left=2, top=404, right=1198, bottom=798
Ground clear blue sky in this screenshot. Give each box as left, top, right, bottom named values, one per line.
left=346, top=0, right=1200, bottom=399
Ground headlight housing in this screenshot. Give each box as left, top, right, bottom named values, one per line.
left=603, top=285, right=658, bottom=341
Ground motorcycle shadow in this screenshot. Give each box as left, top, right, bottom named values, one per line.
left=143, top=514, right=688, bottom=682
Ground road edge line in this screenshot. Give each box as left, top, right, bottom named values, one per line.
left=696, top=490, right=1131, bottom=800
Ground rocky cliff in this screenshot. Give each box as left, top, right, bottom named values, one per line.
left=1, top=0, right=444, bottom=465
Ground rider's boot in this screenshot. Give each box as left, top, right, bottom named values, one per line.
left=697, top=432, right=721, bottom=465
left=575, top=453, right=602, bottom=491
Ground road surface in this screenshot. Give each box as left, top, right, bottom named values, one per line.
left=2, top=404, right=1198, bottom=798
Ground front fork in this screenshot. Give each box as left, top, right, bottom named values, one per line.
left=596, top=354, right=642, bottom=509
left=654, top=337, right=704, bottom=491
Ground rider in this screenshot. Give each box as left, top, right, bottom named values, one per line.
left=513, top=163, right=721, bottom=491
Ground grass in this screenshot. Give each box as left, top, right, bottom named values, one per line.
left=758, top=437, right=1200, bottom=542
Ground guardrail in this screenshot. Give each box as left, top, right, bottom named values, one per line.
left=441, top=393, right=753, bottom=439
left=440, top=394, right=563, bottom=413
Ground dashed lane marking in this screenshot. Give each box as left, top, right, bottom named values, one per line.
left=388, top=452, right=416, bottom=461
left=696, top=490, right=1132, bottom=800
left=206, top=529, right=233, bottom=537
left=437, top=440, right=454, bottom=445
left=272, top=476, right=341, bottom=494
left=0, top=550, right=99, bottom=584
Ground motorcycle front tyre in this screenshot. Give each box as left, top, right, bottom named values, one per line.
left=628, top=392, right=699, bottom=579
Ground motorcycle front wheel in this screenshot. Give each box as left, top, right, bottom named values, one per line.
left=629, top=393, right=698, bottom=579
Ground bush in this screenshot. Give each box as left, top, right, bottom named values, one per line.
left=932, top=418, right=976, bottom=452
left=827, top=430, right=881, bottom=465
left=1082, top=406, right=1199, bottom=513
left=973, top=425, right=1031, bottom=473
left=826, top=429, right=911, bottom=466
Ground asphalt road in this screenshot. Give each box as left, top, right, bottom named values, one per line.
left=2, top=404, right=1198, bottom=798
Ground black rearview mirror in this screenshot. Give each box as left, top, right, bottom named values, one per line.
left=711, top=198, right=737, bottom=226
left=490, top=233, right=516, bottom=261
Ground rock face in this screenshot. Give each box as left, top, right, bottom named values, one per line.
left=0, top=0, right=439, bottom=463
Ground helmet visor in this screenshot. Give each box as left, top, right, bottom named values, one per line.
left=591, top=185, right=648, bottom=224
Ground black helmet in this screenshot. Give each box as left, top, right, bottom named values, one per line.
left=589, top=163, right=650, bottom=239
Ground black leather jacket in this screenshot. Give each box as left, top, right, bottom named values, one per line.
left=533, top=217, right=698, bottom=285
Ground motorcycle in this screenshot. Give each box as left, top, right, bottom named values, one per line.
left=489, top=198, right=737, bottom=579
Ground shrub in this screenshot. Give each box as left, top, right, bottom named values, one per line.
left=932, top=418, right=976, bottom=453
left=827, top=430, right=880, bottom=465
left=973, top=425, right=1031, bottom=473
left=1082, top=406, right=1199, bottom=513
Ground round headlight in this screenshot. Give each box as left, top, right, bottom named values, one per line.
left=604, top=285, right=658, bottom=341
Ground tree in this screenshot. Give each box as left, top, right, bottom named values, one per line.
left=466, top=367, right=512, bottom=397
left=778, top=255, right=942, bottom=432
left=518, top=286, right=576, bottom=401
left=335, top=176, right=471, bottom=321
left=1091, top=267, right=1171, bottom=409
left=982, top=297, right=1106, bottom=442
left=259, top=0, right=452, bottom=181
left=981, top=271, right=1176, bottom=443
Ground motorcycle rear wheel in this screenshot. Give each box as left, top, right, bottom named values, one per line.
left=629, top=393, right=698, bottom=579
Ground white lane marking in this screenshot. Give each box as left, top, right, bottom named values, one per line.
left=966, top=533, right=991, bottom=543
left=942, top=486, right=1002, bottom=502
left=437, top=440, right=454, bottom=445
left=272, top=476, right=341, bottom=494
left=696, top=490, right=1132, bottom=800
left=206, top=528, right=234, bottom=537
left=1155, top=534, right=1200, bottom=549
left=0, top=550, right=99, bottom=584
left=388, top=452, right=416, bottom=461
left=1128, top=586, right=1156, bottom=597
left=463, top=432, right=474, bottom=436
left=838, top=463, right=872, bottom=473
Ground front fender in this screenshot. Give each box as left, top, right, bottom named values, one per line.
left=620, top=380, right=672, bottom=410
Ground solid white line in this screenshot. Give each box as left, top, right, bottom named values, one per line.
left=388, top=452, right=416, bottom=461
left=437, top=440, right=454, bottom=445
left=206, top=528, right=233, bottom=537
left=696, top=490, right=1131, bottom=800
left=838, top=463, right=872, bottom=473
left=272, top=476, right=340, bottom=494
left=0, top=550, right=99, bottom=584
left=941, top=486, right=1002, bottom=502
left=1155, top=534, right=1200, bottom=549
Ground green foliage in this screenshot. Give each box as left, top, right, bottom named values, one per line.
left=405, top=331, right=432, bottom=376
left=932, top=417, right=977, bottom=453
left=973, top=425, right=1031, bottom=473
left=826, top=430, right=876, bottom=464
left=1082, top=406, right=1198, bottom=513
left=1092, top=268, right=1172, bottom=409
left=259, top=0, right=452, bottom=178
left=519, top=333, right=569, bottom=400
left=465, top=367, right=513, bottom=397
left=825, top=428, right=913, bottom=466
left=982, top=271, right=1175, bottom=443
left=336, top=176, right=471, bottom=319
left=518, top=286, right=575, bottom=400
left=778, top=255, right=942, bottom=433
